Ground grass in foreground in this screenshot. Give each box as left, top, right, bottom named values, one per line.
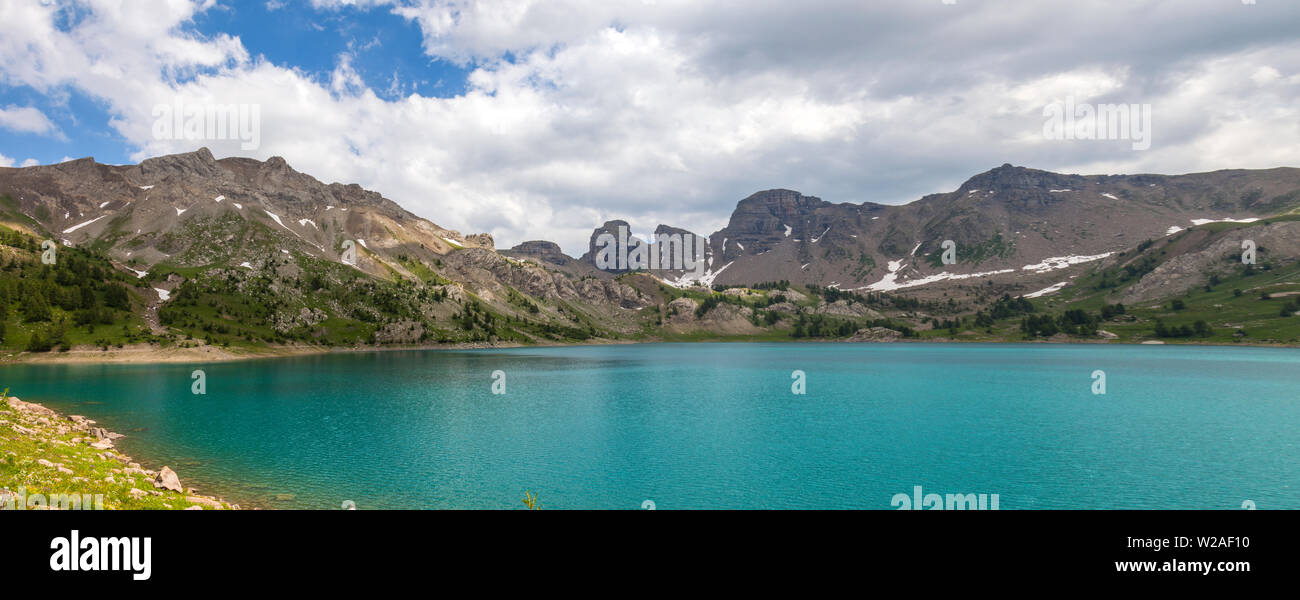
left=0, top=390, right=235, bottom=510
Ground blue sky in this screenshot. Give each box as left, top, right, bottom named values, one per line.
left=193, top=2, right=471, bottom=100
left=2, top=1, right=1299, bottom=254
left=1, top=0, right=471, bottom=166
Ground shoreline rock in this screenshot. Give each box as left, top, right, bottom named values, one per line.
left=845, top=327, right=903, bottom=342
left=2, top=393, right=240, bottom=510
left=153, top=466, right=183, bottom=493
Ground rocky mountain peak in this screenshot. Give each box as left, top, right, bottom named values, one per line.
left=511, top=240, right=563, bottom=254
left=735, top=189, right=827, bottom=214
left=464, top=233, right=495, bottom=249
left=48, top=156, right=101, bottom=178
left=654, top=224, right=700, bottom=239
left=958, top=164, right=1075, bottom=194
left=135, top=147, right=221, bottom=180
left=508, top=240, right=572, bottom=265
left=721, top=189, right=828, bottom=241
left=588, top=219, right=630, bottom=245
left=264, top=156, right=291, bottom=171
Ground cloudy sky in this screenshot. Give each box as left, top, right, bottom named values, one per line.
left=1, top=0, right=1298, bottom=254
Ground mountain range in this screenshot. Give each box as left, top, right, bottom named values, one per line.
left=520, top=164, right=1300, bottom=298
left=2, top=148, right=1299, bottom=357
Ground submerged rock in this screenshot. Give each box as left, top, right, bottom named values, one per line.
left=186, top=496, right=223, bottom=509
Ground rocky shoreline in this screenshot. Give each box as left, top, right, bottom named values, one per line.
left=4, top=329, right=1298, bottom=366
left=0, top=337, right=642, bottom=365
left=0, top=393, right=238, bottom=510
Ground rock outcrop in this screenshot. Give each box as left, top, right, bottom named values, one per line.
left=846, top=327, right=903, bottom=342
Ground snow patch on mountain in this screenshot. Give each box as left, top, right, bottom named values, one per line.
left=264, top=210, right=286, bottom=228
left=264, top=210, right=324, bottom=251
left=1025, top=281, right=1069, bottom=298
left=62, top=215, right=107, bottom=233
left=856, top=250, right=1111, bottom=293
left=1189, top=217, right=1259, bottom=226
left=1021, top=253, right=1112, bottom=273
left=860, top=258, right=1014, bottom=292
left=660, top=261, right=733, bottom=288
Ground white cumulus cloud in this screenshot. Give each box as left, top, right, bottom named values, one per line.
left=0, top=105, right=62, bottom=137
left=1, top=0, right=1299, bottom=254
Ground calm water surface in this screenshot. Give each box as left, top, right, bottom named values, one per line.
left=2, top=343, right=1296, bottom=509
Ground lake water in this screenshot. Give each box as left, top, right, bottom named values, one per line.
left=2, top=343, right=1296, bottom=509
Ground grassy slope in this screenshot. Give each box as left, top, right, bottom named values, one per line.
left=0, top=212, right=609, bottom=354
left=641, top=217, right=1300, bottom=346
left=0, top=224, right=158, bottom=355
left=0, top=394, right=233, bottom=509
left=1033, top=224, right=1300, bottom=345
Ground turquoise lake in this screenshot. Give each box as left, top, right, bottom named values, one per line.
left=2, top=343, right=1297, bottom=509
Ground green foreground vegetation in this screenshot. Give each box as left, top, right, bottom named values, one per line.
left=0, top=391, right=233, bottom=510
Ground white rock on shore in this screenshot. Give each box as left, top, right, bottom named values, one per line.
left=154, top=466, right=183, bottom=492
